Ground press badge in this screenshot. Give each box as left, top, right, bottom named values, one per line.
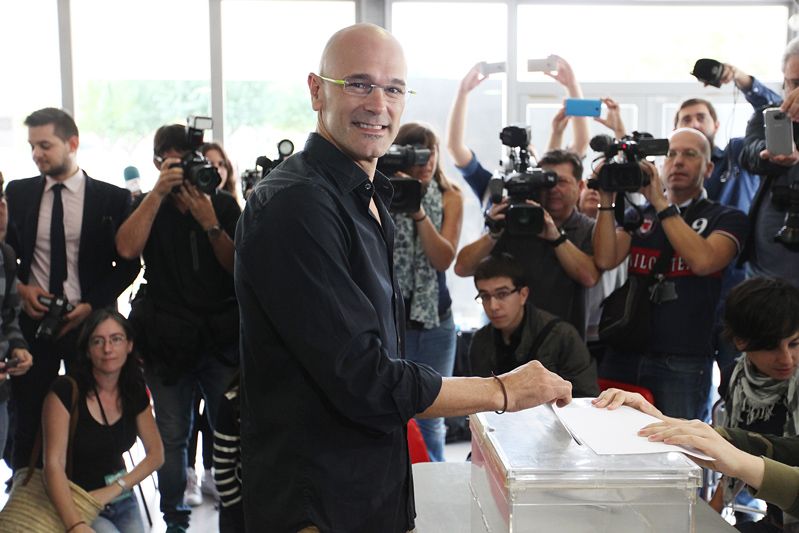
left=105, top=469, right=132, bottom=503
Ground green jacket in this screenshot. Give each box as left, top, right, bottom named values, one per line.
left=468, top=304, right=599, bottom=397
left=719, top=427, right=799, bottom=516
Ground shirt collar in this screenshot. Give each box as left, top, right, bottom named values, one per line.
left=304, top=133, right=393, bottom=206
left=45, top=167, right=84, bottom=193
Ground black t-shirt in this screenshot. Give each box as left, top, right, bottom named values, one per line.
left=51, top=377, right=150, bottom=491
left=135, top=190, right=241, bottom=312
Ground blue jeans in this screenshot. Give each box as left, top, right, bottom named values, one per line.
left=92, top=494, right=145, bottom=533
left=146, top=349, right=238, bottom=527
left=405, top=311, right=456, bottom=462
left=599, top=350, right=712, bottom=421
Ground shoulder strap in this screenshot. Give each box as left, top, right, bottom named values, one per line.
left=529, top=318, right=562, bottom=356
left=23, top=376, right=81, bottom=485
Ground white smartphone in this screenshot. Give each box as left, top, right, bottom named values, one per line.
left=764, top=108, right=795, bottom=156
left=527, top=55, right=558, bottom=73
left=479, top=61, right=506, bottom=75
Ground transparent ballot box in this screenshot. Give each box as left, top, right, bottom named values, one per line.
left=470, top=407, right=702, bottom=532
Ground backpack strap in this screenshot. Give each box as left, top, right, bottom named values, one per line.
left=528, top=318, right=562, bottom=356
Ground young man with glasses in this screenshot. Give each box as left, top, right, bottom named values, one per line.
left=469, top=253, right=598, bottom=397
left=235, top=23, right=572, bottom=533
left=593, top=128, right=749, bottom=421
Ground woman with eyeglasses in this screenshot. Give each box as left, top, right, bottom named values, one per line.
left=41, top=309, right=163, bottom=533
left=391, top=122, right=463, bottom=462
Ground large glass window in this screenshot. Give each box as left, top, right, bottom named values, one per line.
left=0, top=0, right=61, bottom=182
left=221, top=1, right=355, bottom=181
left=71, top=0, right=211, bottom=191
left=517, top=4, right=788, bottom=82
left=393, top=2, right=508, bottom=329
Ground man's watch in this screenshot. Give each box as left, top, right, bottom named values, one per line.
left=547, top=229, right=568, bottom=248
left=656, top=204, right=681, bottom=222
left=205, top=224, right=223, bottom=240
left=115, top=477, right=129, bottom=492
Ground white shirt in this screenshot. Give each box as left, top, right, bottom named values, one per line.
left=30, top=168, right=85, bottom=303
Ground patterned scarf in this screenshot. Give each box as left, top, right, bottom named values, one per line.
left=392, top=183, right=444, bottom=329
left=720, top=355, right=799, bottom=437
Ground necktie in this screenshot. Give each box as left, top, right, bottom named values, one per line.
left=49, top=183, right=67, bottom=296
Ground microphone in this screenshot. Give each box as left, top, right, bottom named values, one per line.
left=123, top=166, right=141, bottom=197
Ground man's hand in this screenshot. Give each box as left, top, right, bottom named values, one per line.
left=526, top=200, right=560, bottom=241
left=486, top=198, right=509, bottom=224
left=759, top=148, right=799, bottom=167
left=639, top=160, right=668, bottom=211
left=174, top=183, right=219, bottom=230
left=543, top=55, right=578, bottom=92
left=717, top=63, right=753, bottom=92
left=17, top=283, right=51, bottom=320
left=57, top=302, right=92, bottom=339
left=594, top=97, right=626, bottom=139
left=5, top=348, right=33, bottom=377
left=499, top=360, right=572, bottom=411
left=551, top=106, right=570, bottom=136
left=152, top=158, right=185, bottom=199
left=459, top=63, right=488, bottom=95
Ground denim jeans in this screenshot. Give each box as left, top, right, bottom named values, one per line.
left=404, top=311, right=456, bottom=462
left=599, top=349, right=713, bottom=421
left=92, top=494, right=145, bottom=533
left=146, top=349, right=238, bottom=527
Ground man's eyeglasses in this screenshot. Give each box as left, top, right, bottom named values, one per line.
left=316, top=74, right=415, bottom=101
left=89, top=334, right=127, bottom=349
left=665, top=149, right=702, bottom=160
left=475, top=287, right=521, bottom=304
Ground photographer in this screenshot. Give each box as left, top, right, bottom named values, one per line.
left=740, top=37, right=799, bottom=287
left=454, top=149, right=599, bottom=337
left=116, top=123, right=241, bottom=531
left=446, top=57, right=589, bottom=203
left=592, top=128, right=748, bottom=420
left=6, top=108, right=140, bottom=471
left=389, top=122, right=463, bottom=462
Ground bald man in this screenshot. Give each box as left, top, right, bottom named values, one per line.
left=234, top=24, right=571, bottom=532
left=592, top=128, right=749, bottom=421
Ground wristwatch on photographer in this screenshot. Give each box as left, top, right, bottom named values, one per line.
left=205, top=224, right=223, bottom=240
left=656, top=204, right=681, bottom=222
left=115, top=477, right=129, bottom=493
left=547, top=228, right=568, bottom=248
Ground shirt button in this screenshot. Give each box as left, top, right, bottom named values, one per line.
left=364, top=183, right=372, bottom=191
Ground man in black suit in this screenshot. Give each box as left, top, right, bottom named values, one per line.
left=6, top=107, right=140, bottom=469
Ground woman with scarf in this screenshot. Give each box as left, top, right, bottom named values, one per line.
left=391, top=122, right=463, bottom=462
left=593, top=276, right=799, bottom=532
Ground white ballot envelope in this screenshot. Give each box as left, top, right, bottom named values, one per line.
left=551, top=398, right=714, bottom=461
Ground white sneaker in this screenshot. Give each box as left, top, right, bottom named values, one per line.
left=201, top=468, right=219, bottom=501
left=184, top=467, right=202, bottom=506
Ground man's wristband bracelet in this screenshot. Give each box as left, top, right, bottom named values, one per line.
left=413, top=214, right=427, bottom=223
left=597, top=204, right=615, bottom=211
left=491, top=372, right=508, bottom=414
left=66, top=521, right=87, bottom=533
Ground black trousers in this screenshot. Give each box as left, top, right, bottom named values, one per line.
left=9, top=313, right=79, bottom=470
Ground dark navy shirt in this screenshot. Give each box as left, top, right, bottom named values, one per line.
left=235, top=133, right=442, bottom=533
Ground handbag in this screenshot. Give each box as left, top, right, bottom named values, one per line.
left=598, top=199, right=710, bottom=352
left=0, top=376, right=103, bottom=532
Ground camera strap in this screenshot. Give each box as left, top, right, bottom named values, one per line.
left=615, top=193, right=646, bottom=232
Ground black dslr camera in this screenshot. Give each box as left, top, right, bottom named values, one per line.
left=486, top=126, right=557, bottom=236
left=171, top=116, right=221, bottom=195
left=771, top=179, right=799, bottom=249
left=691, top=58, right=724, bottom=88
left=35, top=295, right=75, bottom=341
left=588, top=132, right=669, bottom=193
left=376, top=144, right=431, bottom=213
left=240, top=139, right=295, bottom=199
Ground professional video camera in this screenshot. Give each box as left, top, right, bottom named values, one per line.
left=240, top=139, right=295, bottom=198
left=35, top=295, right=75, bottom=341
left=588, top=132, right=669, bottom=193
left=771, top=180, right=799, bottom=249
left=376, top=144, right=431, bottom=213
left=171, top=116, right=221, bottom=195
left=486, top=126, right=557, bottom=236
